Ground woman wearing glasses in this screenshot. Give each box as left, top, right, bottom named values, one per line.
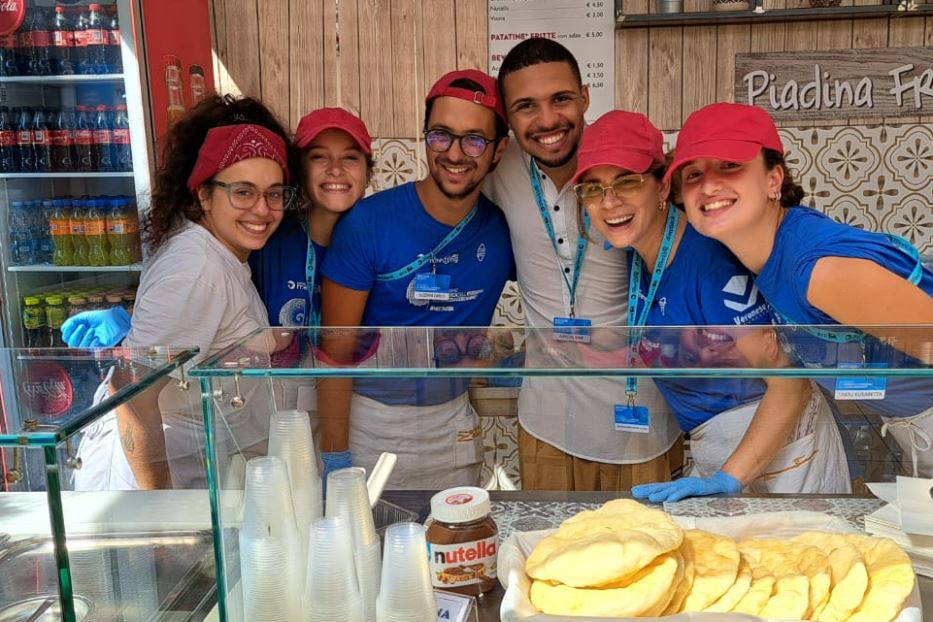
left=74, top=96, right=300, bottom=489
left=571, top=110, right=849, bottom=502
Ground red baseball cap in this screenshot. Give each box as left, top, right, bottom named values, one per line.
left=425, top=69, right=507, bottom=126
left=295, top=107, right=372, bottom=155
left=665, top=102, right=783, bottom=183
left=572, top=111, right=664, bottom=184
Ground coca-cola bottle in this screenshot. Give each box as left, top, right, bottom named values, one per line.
left=16, top=7, right=34, bottom=75
left=74, top=105, right=95, bottom=172
left=15, top=107, right=35, bottom=172
left=73, top=6, right=89, bottom=74
left=0, top=107, right=16, bottom=172
left=85, top=4, right=107, bottom=74
left=32, top=108, right=52, bottom=172
left=29, top=7, right=53, bottom=76
left=94, top=104, right=113, bottom=171
left=51, top=106, right=76, bottom=172
left=52, top=6, right=75, bottom=75
left=0, top=28, right=18, bottom=76
left=106, top=5, right=121, bottom=73
left=111, top=104, right=132, bottom=171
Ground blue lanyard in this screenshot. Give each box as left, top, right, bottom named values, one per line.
left=530, top=160, right=589, bottom=317
left=375, top=202, right=479, bottom=281
left=300, top=214, right=320, bottom=328
left=770, top=232, right=924, bottom=345
left=625, top=206, right=679, bottom=398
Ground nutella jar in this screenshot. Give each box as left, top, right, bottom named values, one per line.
left=425, top=486, right=498, bottom=595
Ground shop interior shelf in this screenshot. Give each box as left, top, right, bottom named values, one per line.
left=616, top=3, right=931, bottom=27
left=0, top=172, right=134, bottom=179
left=7, top=263, right=143, bottom=273
left=0, top=74, right=125, bottom=85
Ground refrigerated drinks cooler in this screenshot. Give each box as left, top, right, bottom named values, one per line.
left=0, top=0, right=215, bottom=350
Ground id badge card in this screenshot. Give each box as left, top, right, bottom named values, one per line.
left=834, top=362, right=887, bottom=400
left=553, top=316, right=592, bottom=343
left=614, top=404, right=650, bottom=433
left=413, top=273, right=452, bottom=301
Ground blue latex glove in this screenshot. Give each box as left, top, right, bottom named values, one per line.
left=631, top=470, right=743, bottom=504
left=320, top=450, right=353, bottom=497
left=61, top=306, right=132, bottom=348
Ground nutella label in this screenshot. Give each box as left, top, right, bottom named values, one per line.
left=428, top=535, right=497, bottom=588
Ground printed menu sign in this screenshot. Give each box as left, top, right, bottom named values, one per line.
left=489, top=0, right=615, bottom=121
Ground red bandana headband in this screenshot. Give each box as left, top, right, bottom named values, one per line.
left=187, top=123, right=290, bottom=192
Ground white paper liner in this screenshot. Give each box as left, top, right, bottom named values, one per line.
left=499, top=510, right=923, bottom=622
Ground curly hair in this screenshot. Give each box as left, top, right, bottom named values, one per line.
left=763, top=148, right=806, bottom=207
left=144, top=94, right=304, bottom=250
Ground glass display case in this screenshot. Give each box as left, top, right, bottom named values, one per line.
left=0, top=345, right=204, bottom=622
left=190, top=324, right=933, bottom=622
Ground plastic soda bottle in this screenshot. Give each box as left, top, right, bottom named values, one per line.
left=93, top=105, right=113, bottom=171
left=45, top=295, right=66, bottom=348
left=50, top=199, right=73, bottom=265
left=86, top=198, right=109, bottom=266
left=74, top=105, right=95, bottom=171
left=106, top=198, right=131, bottom=265
left=111, top=104, right=131, bottom=171
left=70, top=199, right=88, bottom=265
left=85, top=4, right=108, bottom=74
left=23, top=296, right=46, bottom=348
left=0, top=106, right=16, bottom=172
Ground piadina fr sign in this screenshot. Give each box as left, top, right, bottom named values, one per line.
left=734, top=47, right=933, bottom=121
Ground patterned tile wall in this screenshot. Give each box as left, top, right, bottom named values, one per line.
left=370, top=124, right=933, bottom=488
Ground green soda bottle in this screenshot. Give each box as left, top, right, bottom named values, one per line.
left=70, top=199, right=89, bottom=265
left=45, top=295, right=66, bottom=348
left=50, top=199, right=74, bottom=265
left=86, top=199, right=110, bottom=266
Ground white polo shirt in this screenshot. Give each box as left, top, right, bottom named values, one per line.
left=485, top=139, right=679, bottom=463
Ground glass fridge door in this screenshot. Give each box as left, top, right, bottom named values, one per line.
left=0, top=0, right=151, bottom=350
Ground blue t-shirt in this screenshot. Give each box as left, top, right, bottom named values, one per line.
left=756, top=207, right=933, bottom=417
left=249, top=212, right=326, bottom=327
left=321, top=181, right=515, bottom=405
left=632, top=224, right=771, bottom=431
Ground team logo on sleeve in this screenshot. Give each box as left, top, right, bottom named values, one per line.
left=721, top=275, right=760, bottom=312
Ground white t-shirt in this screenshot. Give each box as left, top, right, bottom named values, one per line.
left=125, top=221, right=273, bottom=465
left=485, top=140, right=679, bottom=463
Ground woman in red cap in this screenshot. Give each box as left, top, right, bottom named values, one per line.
left=668, top=102, right=933, bottom=478
left=75, top=96, right=300, bottom=490
left=571, top=110, right=850, bottom=502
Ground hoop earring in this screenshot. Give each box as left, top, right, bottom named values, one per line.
left=658, top=199, right=667, bottom=212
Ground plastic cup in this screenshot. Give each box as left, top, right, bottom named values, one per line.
left=268, top=409, right=323, bottom=558
left=303, top=516, right=361, bottom=622
left=376, top=522, right=435, bottom=622
left=325, top=467, right=378, bottom=548
left=239, top=535, right=302, bottom=621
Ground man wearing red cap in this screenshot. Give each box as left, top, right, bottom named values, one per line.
left=485, top=38, right=681, bottom=491
left=317, top=69, right=515, bottom=488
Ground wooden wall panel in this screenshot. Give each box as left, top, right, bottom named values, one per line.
left=648, top=28, right=683, bottom=130
left=391, top=0, right=419, bottom=137
left=209, top=0, right=929, bottom=137
left=288, top=0, right=324, bottom=129
left=455, top=0, right=487, bottom=71
left=258, top=0, right=290, bottom=123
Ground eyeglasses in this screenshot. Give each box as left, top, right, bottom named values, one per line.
left=208, top=180, right=297, bottom=211
left=434, top=333, right=492, bottom=366
left=423, top=129, right=497, bottom=158
left=573, top=174, right=647, bottom=204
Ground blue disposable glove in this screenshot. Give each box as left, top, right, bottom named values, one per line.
left=631, top=470, right=743, bottom=504
left=320, top=450, right=353, bottom=497
left=61, top=306, right=132, bottom=349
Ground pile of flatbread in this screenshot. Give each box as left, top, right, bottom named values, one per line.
left=525, top=499, right=915, bottom=621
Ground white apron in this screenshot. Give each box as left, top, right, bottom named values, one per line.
left=349, top=392, right=483, bottom=490
left=882, top=405, right=933, bottom=478
left=689, top=386, right=851, bottom=494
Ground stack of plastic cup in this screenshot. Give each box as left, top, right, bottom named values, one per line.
left=326, top=467, right=381, bottom=622
left=303, top=516, right=362, bottom=622
left=268, top=409, right=323, bottom=574
left=239, top=536, right=301, bottom=621
left=376, top=522, right=436, bottom=622
left=239, top=456, right=303, bottom=620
